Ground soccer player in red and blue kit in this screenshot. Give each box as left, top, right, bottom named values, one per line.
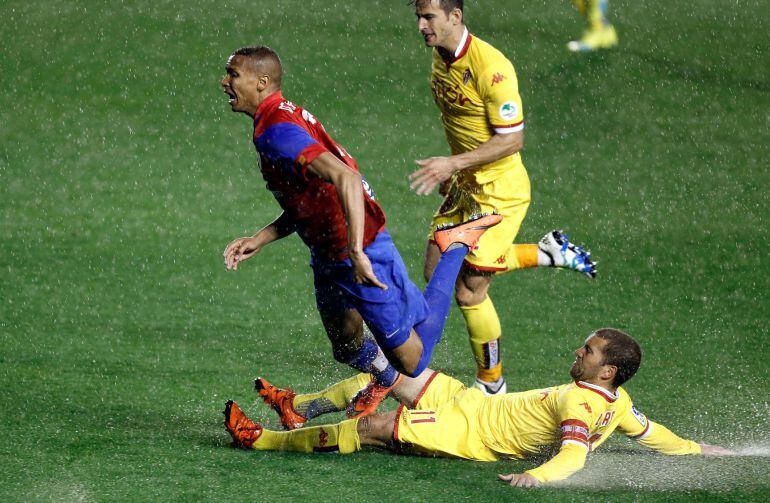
left=220, top=46, right=501, bottom=418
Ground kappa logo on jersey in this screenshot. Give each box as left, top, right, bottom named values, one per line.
left=499, top=101, right=519, bottom=121
left=318, top=427, right=329, bottom=446
left=631, top=405, right=648, bottom=427
left=491, top=72, right=507, bottom=86
left=494, top=255, right=506, bottom=264
left=462, top=69, right=472, bottom=85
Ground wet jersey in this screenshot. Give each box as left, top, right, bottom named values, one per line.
left=429, top=28, right=526, bottom=185
left=252, top=91, right=386, bottom=260
left=476, top=381, right=701, bottom=482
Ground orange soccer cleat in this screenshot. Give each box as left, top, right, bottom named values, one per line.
left=433, top=213, right=503, bottom=253
left=345, top=375, right=403, bottom=419
left=223, top=400, right=262, bottom=448
left=254, top=377, right=307, bottom=430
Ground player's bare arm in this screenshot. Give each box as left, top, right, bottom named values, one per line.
left=410, top=130, right=523, bottom=195
left=223, top=212, right=295, bottom=271
left=497, top=473, right=540, bottom=488
left=307, top=152, right=387, bottom=289
left=699, top=444, right=736, bottom=456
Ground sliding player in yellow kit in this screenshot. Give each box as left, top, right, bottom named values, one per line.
left=224, top=328, right=733, bottom=487
left=407, top=0, right=597, bottom=395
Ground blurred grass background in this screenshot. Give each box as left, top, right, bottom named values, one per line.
left=1, top=0, right=768, bottom=500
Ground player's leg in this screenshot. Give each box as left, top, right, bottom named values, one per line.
left=568, top=0, right=618, bottom=52
left=256, top=369, right=440, bottom=429
left=313, top=267, right=402, bottom=388
left=496, top=231, right=597, bottom=277
left=351, top=217, right=501, bottom=378
left=223, top=400, right=364, bottom=454
left=320, top=308, right=401, bottom=388
left=255, top=373, right=371, bottom=429
left=455, top=268, right=507, bottom=395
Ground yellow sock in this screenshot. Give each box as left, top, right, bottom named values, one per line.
left=497, top=243, right=539, bottom=273
left=460, top=296, right=503, bottom=382
left=585, top=0, right=608, bottom=30
left=293, top=374, right=372, bottom=420
left=254, top=419, right=361, bottom=454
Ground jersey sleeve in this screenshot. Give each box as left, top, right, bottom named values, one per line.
left=527, top=389, right=593, bottom=482
left=477, top=58, right=524, bottom=134
left=256, top=120, right=329, bottom=167
left=617, top=403, right=701, bottom=455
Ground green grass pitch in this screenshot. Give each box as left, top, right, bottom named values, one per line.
left=1, top=0, right=768, bottom=500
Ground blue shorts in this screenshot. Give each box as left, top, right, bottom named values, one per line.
left=312, top=230, right=428, bottom=351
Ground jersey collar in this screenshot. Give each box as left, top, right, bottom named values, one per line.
left=576, top=381, right=619, bottom=403
left=440, top=27, right=472, bottom=68
left=254, top=90, right=284, bottom=125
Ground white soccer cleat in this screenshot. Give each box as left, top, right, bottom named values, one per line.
left=538, top=230, right=597, bottom=278
left=474, top=377, right=507, bottom=396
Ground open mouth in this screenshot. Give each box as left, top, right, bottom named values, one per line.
left=224, top=88, right=236, bottom=104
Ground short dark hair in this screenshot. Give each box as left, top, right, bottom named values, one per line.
left=411, top=0, right=464, bottom=16
left=232, top=45, right=283, bottom=87
left=593, top=328, right=642, bottom=387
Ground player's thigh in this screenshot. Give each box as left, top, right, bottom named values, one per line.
left=465, top=177, right=530, bottom=272
left=394, top=392, right=496, bottom=461
left=405, top=371, right=468, bottom=410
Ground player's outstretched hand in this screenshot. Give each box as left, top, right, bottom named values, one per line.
left=699, top=443, right=736, bottom=456
left=498, top=473, right=541, bottom=488
left=410, top=157, right=458, bottom=196
left=223, top=236, right=261, bottom=271
left=349, top=251, right=387, bottom=290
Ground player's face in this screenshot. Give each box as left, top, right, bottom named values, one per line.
left=221, top=55, right=261, bottom=116
left=570, top=335, right=609, bottom=381
left=415, top=1, right=459, bottom=49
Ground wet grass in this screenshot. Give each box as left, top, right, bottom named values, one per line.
left=1, top=0, right=768, bottom=500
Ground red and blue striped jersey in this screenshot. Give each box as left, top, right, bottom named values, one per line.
left=252, top=91, right=385, bottom=260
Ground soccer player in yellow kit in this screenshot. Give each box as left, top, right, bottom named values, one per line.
left=408, top=0, right=597, bottom=395
left=568, top=0, right=619, bottom=52
left=224, top=328, right=733, bottom=487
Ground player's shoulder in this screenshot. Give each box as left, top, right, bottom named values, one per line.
left=468, top=34, right=513, bottom=70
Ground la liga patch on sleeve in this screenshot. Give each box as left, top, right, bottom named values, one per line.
left=498, top=101, right=519, bottom=121
left=631, top=405, right=648, bottom=427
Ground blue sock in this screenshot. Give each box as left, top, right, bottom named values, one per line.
left=408, top=246, right=468, bottom=377
left=346, top=337, right=400, bottom=387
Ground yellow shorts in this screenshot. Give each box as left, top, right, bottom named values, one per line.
left=394, top=372, right=498, bottom=461
left=430, top=166, right=531, bottom=272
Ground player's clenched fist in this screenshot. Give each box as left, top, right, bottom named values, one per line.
left=223, top=236, right=260, bottom=271
left=497, top=473, right=541, bottom=488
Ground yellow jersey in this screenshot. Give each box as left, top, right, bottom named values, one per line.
left=429, top=27, right=526, bottom=185
left=476, top=380, right=701, bottom=482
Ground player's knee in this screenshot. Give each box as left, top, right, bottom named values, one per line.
left=455, top=285, right=484, bottom=307
left=455, top=271, right=491, bottom=307
left=358, top=412, right=397, bottom=446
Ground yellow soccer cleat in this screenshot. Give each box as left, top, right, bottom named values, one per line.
left=567, top=24, right=618, bottom=52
